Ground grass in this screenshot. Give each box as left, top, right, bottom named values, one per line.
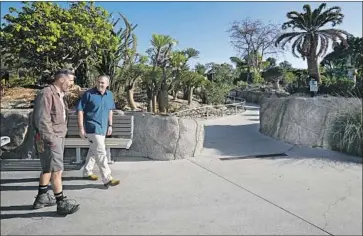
left=329, top=99, right=363, bottom=157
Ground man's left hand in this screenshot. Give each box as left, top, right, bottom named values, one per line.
left=107, top=126, right=112, bottom=136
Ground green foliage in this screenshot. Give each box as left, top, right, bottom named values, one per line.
left=283, top=70, right=297, bottom=84
left=320, top=76, right=356, bottom=96
left=329, top=104, right=362, bottom=157
left=1, top=2, right=117, bottom=75
left=206, top=63, right=237, bottom=85
left=200, top=81, right=232, bottom=105
left=236, top=81, right=248, bottom=90
left=252, top=70, right=264, bottom=84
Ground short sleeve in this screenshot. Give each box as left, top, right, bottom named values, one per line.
left=76, top=92, right=88, bottom=112
left=109, top=92, right=116, bottom=110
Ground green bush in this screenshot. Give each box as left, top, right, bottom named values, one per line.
left=320, top=76, right=356, bottom=96
left=252, top=70, right=264, bottom=84
left=199, top=81, right=231, bottom=104
left=236, top=81, right=248, bottom=90
left=329, top=104, right=362, bottom=157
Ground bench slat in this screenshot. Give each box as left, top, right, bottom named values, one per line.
left=65, top=138, right=132, bottom=148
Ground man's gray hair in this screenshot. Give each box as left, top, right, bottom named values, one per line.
left=98, top=75, right=110, bottom=84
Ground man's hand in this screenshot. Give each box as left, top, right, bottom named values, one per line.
left=79, top=127, right=86, bottom=139
left=107, top=126, right=112, bottom=136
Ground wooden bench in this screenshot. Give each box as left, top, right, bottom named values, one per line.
left=64, top=113, right=134, bottom=164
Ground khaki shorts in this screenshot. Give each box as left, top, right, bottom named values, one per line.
left=35, top=133, right=64, bottom=172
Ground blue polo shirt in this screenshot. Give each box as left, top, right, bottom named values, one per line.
left=76, top=87, right=116, bottom=135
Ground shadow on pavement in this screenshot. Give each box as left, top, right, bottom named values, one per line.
left=1, top=205, right=34, bottom=211
left=1, top=184, right=107, bottom=191
left=1, top=211, right=66, bottom=219
left=1, top=176, right=88, bottom=185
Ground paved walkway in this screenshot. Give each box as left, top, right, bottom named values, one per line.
left=1, top=104, right=362, bottom=235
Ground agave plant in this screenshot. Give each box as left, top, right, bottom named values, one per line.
left=275, top=3, right=351, bottom=83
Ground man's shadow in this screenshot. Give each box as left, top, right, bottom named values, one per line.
left=1, top=210, right=66, bottom=219
left=1, top=184, right=107, bottom=191
left=1, top=176, right=87, bottom=184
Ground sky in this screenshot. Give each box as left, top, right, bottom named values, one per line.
left=1, top=1, right=362, bottom=69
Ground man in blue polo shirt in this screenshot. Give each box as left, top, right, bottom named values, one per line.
left=76, top=75, right=120, bottom=187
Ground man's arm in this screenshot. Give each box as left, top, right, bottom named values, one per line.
left=35, top=90, right=55, bottom=143
left=76, top=92, right=88, bottom=138
left=107, top=92, right=116, bottom=136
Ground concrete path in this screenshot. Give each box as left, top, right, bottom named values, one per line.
left=1, top=104, right=362, bottom=235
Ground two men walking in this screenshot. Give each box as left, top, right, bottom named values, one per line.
left=32, top=70, right=119, bottom=215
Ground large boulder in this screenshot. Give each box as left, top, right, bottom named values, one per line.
left=64, top=112, right=205, bottom=161
left=260, top=96, right=362, bottom=154
left=1, top=109, right=204, bottom=161
left=0, top=109, right=35, bottom=159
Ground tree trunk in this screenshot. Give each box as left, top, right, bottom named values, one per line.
left=152, top=93, right=157, bottom=113
left=188, top=86, right=193, bottom=105
left=274, top=78, right=280, bottom=90
left=173, top=90, right=177, bottom=100
left=183, top=88, right=189, bottom=100
left=158, top=80, right=169, bottom=113
left=147, top=87, right=152, bottom=112
left=126, top=85, right=137, bottom=110
left=307, top=56, right=321, bottom=84
left=158, top=88, right=168, bottom=113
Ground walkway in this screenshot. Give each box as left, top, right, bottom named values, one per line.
left=1, top=103, right=362, bottom=235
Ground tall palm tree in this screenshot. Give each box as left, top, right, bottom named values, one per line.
left=275, top=3, right=350, bottom=83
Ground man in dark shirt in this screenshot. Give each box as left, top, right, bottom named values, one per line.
left=76, top=75, right=120, bottom=187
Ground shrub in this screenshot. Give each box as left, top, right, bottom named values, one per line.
left=236, top=81, right=248, bottom=90
left=320, top=76, right=356, bottom=96
left=199, top=81, right=231, bottom=104
left=329, top=102, right=362, bottom=157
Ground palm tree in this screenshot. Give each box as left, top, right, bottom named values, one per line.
left=275, top=3, right=350, bottom=83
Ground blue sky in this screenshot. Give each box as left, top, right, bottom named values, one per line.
left=1, top=1, right=362, bottom=69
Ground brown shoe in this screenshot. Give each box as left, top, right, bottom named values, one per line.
left=84, top=174, right=98, bottom=181
left=104, top=179, right=120, bottom=188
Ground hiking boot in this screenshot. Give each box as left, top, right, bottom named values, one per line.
left=32, top=192, right=56, bottom=209
left=57, top=197, right=80, bottom=215
left=84, top=174, right=98, bottom=181
left=104, top=179, right=120, bottom=188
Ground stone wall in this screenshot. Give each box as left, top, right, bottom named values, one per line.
left=231, top=89, right=289, bottom=104
left=0, top=110, right=204, bottom=161
left=259, top=96, right=362, bottom=153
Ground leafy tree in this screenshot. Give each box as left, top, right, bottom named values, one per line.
left=1, top=2, right=118, bottom=85
left=320, top=36, right=363, bottom=78
left=275, top=3, right=350, bottom=83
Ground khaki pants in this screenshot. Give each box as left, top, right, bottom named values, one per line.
left=83, top=134, right=113, bottom=184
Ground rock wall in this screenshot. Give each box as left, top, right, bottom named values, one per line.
left=260, top=96, right=362, bottom=152
left=0, top=109, right=35, bottom=159
left=231, top=89, right=289, bottom=104
left=0, top=110, right=204, bottom=161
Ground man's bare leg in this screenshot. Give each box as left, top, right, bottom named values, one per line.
left=51, top=171, right=63, bottom=200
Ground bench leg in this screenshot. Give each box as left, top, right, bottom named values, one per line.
left=75, top=148, right=82, bottom=164
left=107, top=147, right=114, bottom=164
